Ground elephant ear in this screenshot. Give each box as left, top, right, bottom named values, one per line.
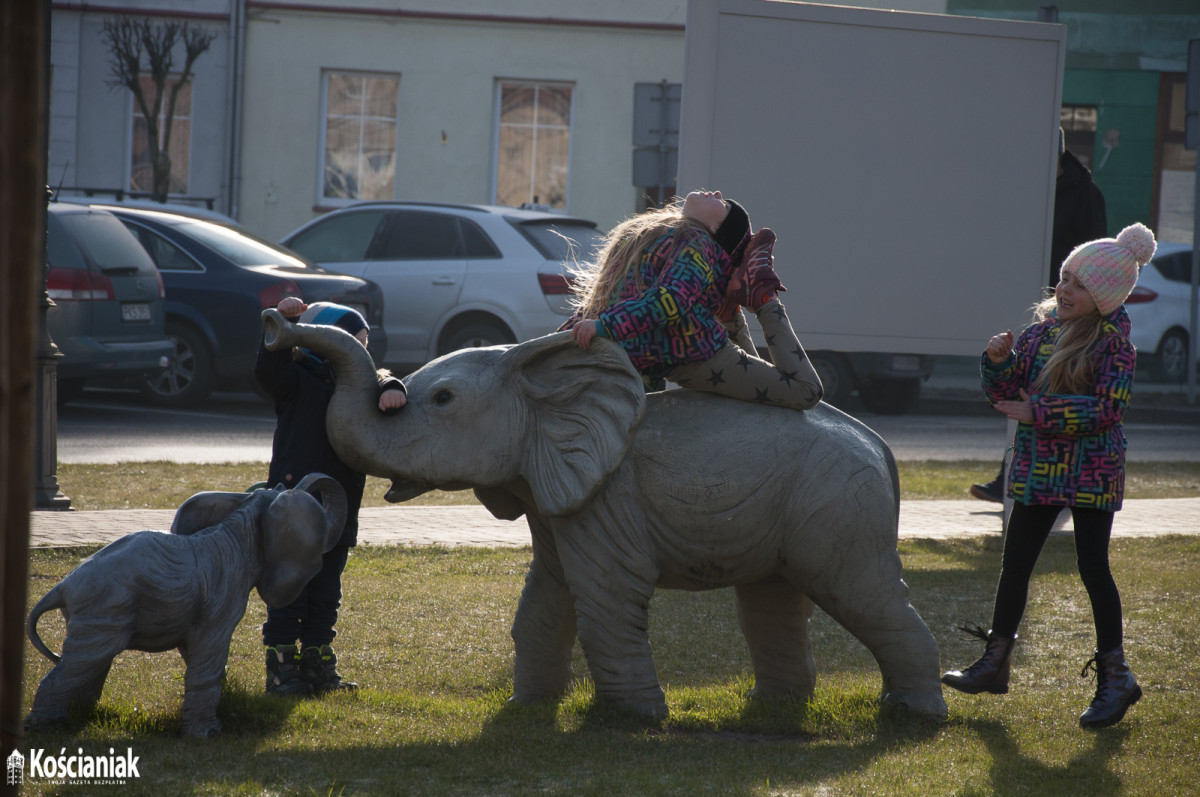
left=256, top=475, right=347, bottom=607
left=506, top=332, right=646, bottom=517
left=171, top=491, right=254, bottom=536
left=294, top=473, right=348, bottom=549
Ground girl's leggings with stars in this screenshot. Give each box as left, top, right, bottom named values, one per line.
left=667, top=298, right=822, bottom=411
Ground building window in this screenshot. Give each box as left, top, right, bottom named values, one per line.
left=131, top=75, right=191, bottom=194
left=495, top=81, right=573, bottom=209
left=1060, top=105, right=1098, bottom=170
left=321, top=71, right=400, bottom=202
left=1154, top=74, right=1195, bottom=244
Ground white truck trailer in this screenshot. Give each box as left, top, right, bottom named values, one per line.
left=678, top=0, right=1066, bottom=412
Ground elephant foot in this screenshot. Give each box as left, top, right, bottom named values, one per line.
left=747, top=681, right=815, bottom=703
left=507, top=689, right=566, bottom=706
left=182, top=718, right=223, bottom=738
left=880, top=688, right=948, bottom=721
left=24, top=708, right=70, bottom=732
left=594, top=690, right=669, bottom=722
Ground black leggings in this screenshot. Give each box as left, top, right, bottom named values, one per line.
left=991, top=503, right=1124, bottom=652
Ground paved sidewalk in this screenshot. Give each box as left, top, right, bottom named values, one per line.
left=27, top=498, right=1200, bottom=548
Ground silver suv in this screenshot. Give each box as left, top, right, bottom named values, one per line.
left=46, top=204, right=173, bottom=403
left=281, top=202, right=603, bottom=371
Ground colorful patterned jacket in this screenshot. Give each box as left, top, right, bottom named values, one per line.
left=590, top=225, right=744, bottom=382
left=982, top=306, right=1135, bottom=511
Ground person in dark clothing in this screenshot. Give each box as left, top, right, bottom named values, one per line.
left=1049, top=145, right=1109, bottom=288
left=255, top=297, right=405, bottom=695
left=971, top=131, right=1108, bottom=503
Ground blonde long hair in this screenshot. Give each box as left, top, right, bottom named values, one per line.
left=570, top=199, right=709, bottom=319
left=1029, top=294, right=1103, bottom=395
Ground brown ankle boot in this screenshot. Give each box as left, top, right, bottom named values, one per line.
left=1079, top=646, right=1141, bottom=728
left=942, top=625, right=1016, bottom=695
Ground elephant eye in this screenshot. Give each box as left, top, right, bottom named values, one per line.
left=433, top=389, right=453, bottom=406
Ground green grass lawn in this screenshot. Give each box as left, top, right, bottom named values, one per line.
left=18, top=535, right=1200, bottom=796
left=55, top=460, right=1200, bottom=510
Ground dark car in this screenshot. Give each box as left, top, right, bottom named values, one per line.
left=46, top=204, right=173, bottom=404
left=97, top=205, right=387, bottom=406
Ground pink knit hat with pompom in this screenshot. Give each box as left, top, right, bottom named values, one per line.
left=1061, top=222, right=1157, bottom=316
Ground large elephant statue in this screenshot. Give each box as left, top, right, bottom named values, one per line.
left=26, top=474, right=346, bottom=737
left=263, top=309, right=947, bottom=720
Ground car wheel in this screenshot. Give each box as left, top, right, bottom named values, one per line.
left=858, top=377, right=922, bottom=415
left=1157, top=329, right=1189, bottom=383
left=439, top=320, right=515, bottom=356
left=809, top=351, right=853, bottom=407
left=141, top=324, right=214, bottom=407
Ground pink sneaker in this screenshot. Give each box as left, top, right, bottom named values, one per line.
left=742, top=228, right=785, bottom=310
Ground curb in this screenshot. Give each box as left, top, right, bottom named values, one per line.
left=27, top=498, right=1200, bottom=549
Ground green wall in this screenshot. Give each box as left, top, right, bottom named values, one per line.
left=1064, top=69, right=1160, bottom=234
left=948, top=4, right=1200, bottom=238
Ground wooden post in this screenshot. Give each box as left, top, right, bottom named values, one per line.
left=0, top=0, right=48, bottom=788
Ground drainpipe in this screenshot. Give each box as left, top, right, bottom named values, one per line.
left=227, top=0, right=245, bottom=221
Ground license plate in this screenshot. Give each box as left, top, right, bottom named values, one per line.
left=891, top=354, right=920, bottom=371
left=121, top=303, right=151, bottom=322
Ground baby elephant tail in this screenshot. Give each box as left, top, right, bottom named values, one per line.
left=27, top=587, right=64, bottom=663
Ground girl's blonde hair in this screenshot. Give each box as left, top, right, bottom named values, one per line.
left=1029, top=293, right=1103, bottom=395
left=570, top=198, right=708, bottom=319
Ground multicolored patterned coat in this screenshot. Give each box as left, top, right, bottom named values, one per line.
left=592, top=226, right=743, bottom=382
left=982, top=306, right=1135, bottom=511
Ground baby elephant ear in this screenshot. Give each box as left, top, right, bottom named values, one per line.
left=256, top=476, right=347, bottom=608
left=507, top=332, right=646, bottom=516
left=171, top=491, right=253, bottom=536
left=294, top=473, right=348, bottom=551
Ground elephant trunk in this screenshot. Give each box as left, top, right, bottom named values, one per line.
left=261, top=308, right=378, bottom=392
left=260, top=307, right=395, bottom=476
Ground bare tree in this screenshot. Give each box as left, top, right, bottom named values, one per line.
left=101, top=17, right=215, bottom=200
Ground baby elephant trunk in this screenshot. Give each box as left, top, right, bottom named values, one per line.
left=257, top=475, right=347, bottom=608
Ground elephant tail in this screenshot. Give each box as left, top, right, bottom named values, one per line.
left=27, top=587, right=64, bottom=663
left=885, top=445, right=901, bottom=527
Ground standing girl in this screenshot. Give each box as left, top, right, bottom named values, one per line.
left=565, top=191, right=822, bottom=410
left=942, top=222, right=1157, bottom=729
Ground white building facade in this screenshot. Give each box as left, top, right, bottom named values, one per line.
left=50, top=0, right=952, bottom=238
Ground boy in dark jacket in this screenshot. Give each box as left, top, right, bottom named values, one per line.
left=255, top=297, right=405, bottom=695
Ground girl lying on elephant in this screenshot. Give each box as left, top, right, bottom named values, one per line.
left=563, top=191, right=823, bottom=409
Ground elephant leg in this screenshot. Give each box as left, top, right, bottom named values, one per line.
left=735, top=580, right=816, bottom=701
left=554, top=521, right=666, bottom=719
left=180, top=631, right=232, bottom=737
left=572, top=589, right=665, bottom=719
left=802, top=553, right=947, bottom=720
left=26, top=621, right=124, bottom=727
left=511, top=532, right=577, bottom=704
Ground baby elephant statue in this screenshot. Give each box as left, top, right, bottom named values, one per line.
left=263, top=310, right=947, bottom=721
left=25, top=473, right=346, bottom=737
